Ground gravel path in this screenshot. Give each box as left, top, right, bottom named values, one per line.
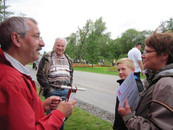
left=76, top=99, right=115, bottom=124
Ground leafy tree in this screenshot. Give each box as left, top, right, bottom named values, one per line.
left=85, top=17, right=109, bottom=66
left=66, top=33, right=78, bottom=60
left=76, top=20, right=93, bottom=61
left=159, top=17, right=173, bottom=32
left=66, top=17, right=110, bottom=65
left=100, top=36, right=112, bottom=60
left=0, top=0, right=4, bottom=21
left=119, top=29, right=140, bottom=54
left=92, top=18, right=110, bottom=61
left=85, top=32, right=100, bottom=67
left=111, top=38, right=123, bottom=59
left=65, top=17, right=153, bottom=64
left=119, top=29, right=151, bottom=54
left=0, top=0, right=13, bottom=22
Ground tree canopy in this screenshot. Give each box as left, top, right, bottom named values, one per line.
left=0, top=0, right=13, bottom=22
left=1, top=1, right=172, bottom=65
left=66, top=16, right=173, bottom=65
left=66, top=17, right=153, bottom=65
left=159, top=17, right=173, bottom=32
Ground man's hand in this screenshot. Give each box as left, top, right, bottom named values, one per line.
left=57, top=100, right=76, bottom=118
left=118, top=99, right=132, bottom=117
left=42, top=96, right=62, bottom=112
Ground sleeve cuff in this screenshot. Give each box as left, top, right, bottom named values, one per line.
left=123, top=112, right=135, bottom=122
left=52, top=109, right=65, bottom=122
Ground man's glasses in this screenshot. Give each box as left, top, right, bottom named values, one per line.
left=143, top=50, right=156, bottom=54
left=17, top=33, right=42, bottom=41
left=31, top=34, right=42, bottom=41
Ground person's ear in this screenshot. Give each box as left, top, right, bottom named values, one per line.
left=161, top=53, right=169, bottom=61
left=11, top=32, right=22, bottom=47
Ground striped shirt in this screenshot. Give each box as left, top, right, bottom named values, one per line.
left=48, top=52, right=70, bottom=86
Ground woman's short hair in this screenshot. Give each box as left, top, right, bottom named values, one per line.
left=145, top=29, right=173, bottom=64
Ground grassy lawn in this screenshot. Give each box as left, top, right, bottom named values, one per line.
left=74, top=66, right=118, bottom=76
left=65, top=107, right=113, bottom=130
left=37, top=88, right=113, bottom=130
left=74, top=66, right=146, bottom=79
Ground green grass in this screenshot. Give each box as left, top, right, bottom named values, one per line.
left=37, top=88, right=113, bottom=130
left=28, top=63, right=33, bottom=65
left=74, top=66, right=146, bottom=79
left=65, top=107, right=113, bottom=130
left=74, top=66, right=118, bottom=76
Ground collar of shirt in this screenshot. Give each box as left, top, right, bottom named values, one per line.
left=52, top=51, right=65, bottom=59
left=3, top=51, right=30, bottom=76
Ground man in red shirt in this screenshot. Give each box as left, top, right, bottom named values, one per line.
left=0, top=17, right=76, bottom=130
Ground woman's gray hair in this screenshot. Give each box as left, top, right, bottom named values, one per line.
left=0, top=16, right=37, bottom=51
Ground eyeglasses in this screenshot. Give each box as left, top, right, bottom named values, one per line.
left=17, top=33, right=42, bottom=41
left=143, top=50, right=156, bottom=54
left=32, top=34, right=42, bottom=41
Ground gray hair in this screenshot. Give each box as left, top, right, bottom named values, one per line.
left=0, top=16, right=37, bottom=51
left=54, top=37, right=67, bottom=47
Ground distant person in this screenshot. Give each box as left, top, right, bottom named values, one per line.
left=118, top=30, right=173, bottom=130
left=32, top=61, right=37, bottom=70
left=101, top=59, right=104, bottom=65
left=37, top=38, right=73, bottom=130
left=0, top=16, right=76, bottom=129
left=113, top=58, right=143, bottom=130
left=32, top=61, right=38, bottom=70
left=32, top=55, right=41, bottom=70
left=112, top=59, right=116, bottom=66
left=128, top=42, right=144, bottom=78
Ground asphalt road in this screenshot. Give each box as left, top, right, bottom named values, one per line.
left=26, top=65, right=120, bottom=114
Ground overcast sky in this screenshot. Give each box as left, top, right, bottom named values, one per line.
left=7, top=0, right=173, bottom=53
